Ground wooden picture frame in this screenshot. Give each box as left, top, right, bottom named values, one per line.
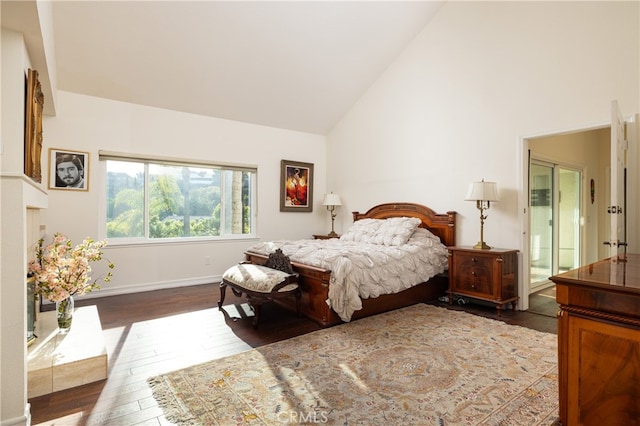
left=24, top=69, right=44, bottom=183
left=280, top=159, right=313, bottom=212
left=48, top=148, right=90, bottom=191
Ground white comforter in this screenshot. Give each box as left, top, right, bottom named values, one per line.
left=246, top=228, right=448, bottom=322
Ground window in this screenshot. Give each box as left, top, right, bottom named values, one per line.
left=103, top=153, right=256, bottom=241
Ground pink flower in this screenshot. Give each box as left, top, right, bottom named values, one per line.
left=28, top=232, right=115, bottom=303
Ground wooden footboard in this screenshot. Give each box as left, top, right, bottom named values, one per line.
left=244, top=251, right=336, bottom=326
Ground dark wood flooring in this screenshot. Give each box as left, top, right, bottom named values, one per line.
left=528, top=286, right=559, bottom=318
left=29, top=284, right=556, bottom=425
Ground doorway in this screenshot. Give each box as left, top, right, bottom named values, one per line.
left=522, top=126, right=611, bottom=313
left=529, top=160, right=582, bottom=292
left=521, top=106, right=638, bottom=313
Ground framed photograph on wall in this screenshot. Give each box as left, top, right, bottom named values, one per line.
left=48, top=148, right=89, bottom=191
left=280, top=159, right=313, bottom=212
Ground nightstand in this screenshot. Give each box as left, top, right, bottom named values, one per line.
left=447, top=246, right=519, bottom=316
left=313, top=234, right=340, bottom=240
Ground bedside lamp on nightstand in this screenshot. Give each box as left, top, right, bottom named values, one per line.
left=465, top=179, right=499, bottom=250
left=322, top=193, right=342, bottom=238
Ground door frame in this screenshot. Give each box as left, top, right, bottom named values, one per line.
left=518, top=122, right=607, bottom=310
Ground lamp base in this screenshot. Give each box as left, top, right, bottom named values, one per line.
left=473, top=241, right=492, bottom=250
left=327, top=231, right=339, bottom=238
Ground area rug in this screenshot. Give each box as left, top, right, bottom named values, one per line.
left=148, top=304, right=558, bottom=425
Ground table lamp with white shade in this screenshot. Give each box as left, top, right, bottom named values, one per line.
left=322, top=193, right=342, bottom=237
left=465, top=179, right=499, bottom=249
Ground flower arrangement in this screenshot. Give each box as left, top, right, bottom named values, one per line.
left=28, top=233, right=114, bottom=303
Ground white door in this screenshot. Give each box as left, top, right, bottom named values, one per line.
left=608, top=100, right=628, bottom=259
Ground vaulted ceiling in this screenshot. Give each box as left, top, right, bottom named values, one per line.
left=5, top=1, right=445, bottom=135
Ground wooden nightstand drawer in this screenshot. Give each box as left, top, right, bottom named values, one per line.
left=448, top=246, right=519, bottom=316
left=455, top=254, right=493, bottom=294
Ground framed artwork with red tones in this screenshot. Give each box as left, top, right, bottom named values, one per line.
left=280, top=160, right=313, bottom=212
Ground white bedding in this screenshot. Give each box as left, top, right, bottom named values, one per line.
left=246, top=225, right=449, bottom=322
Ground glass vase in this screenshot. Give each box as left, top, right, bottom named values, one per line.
left=56, top=296, right=74, bottom=333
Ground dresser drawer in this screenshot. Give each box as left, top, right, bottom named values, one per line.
left=454, top=255, right=493, bottom=295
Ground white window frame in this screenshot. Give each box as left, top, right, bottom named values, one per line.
left=99, top=150, right=258, bottom=245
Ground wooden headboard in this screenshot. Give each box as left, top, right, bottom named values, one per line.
left=352, top=202, right=457, bottom=247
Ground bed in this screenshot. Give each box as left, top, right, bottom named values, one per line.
left=244, top=202, right=457, bottom=327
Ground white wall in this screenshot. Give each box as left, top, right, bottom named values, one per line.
left=327, top=1, right=639, bottom=254
left=41, top=91, right=327, bottom=298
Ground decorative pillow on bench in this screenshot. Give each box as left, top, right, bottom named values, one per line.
left=222, top=264, right=298, bottom=293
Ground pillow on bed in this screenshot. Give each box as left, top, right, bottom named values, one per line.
left=408, top=226, right=442, bottom=244
left=371, top=217, right=422, bottom=246
left=339, top=218, right=383, bottom=243
left=340, top=216, right=422, bottom=246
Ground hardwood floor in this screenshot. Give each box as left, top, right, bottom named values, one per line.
left=528, top=286, right=559, bottom=318
left=29, top=284, right=556, bottom=425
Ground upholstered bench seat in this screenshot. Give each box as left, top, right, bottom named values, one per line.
left=222, top=264, right=298, bottom=293
left=218, top=249, right=301, bottom=328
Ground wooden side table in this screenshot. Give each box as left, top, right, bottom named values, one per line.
left=447, top=246, right=519, bottom=316
left=313, top=234, right=340, bottom=240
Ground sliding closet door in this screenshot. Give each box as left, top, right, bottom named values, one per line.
left=530, top=162, right=554, bottom=291
left=558, top=168, right=581, bottom=274
left=530, top=160, right=582, bottom=292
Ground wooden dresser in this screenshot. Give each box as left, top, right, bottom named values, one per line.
left=550, top=254, right=640, bottom=425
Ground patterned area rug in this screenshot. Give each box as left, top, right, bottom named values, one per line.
left=148, top=304, right=558, bottom=425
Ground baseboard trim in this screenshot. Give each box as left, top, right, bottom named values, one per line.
left=0, top=403, right=30, bottom=426
left=40, top=276, right=222, bottom=305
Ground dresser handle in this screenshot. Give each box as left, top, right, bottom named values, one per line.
left=471, top=271, right=476, bottom=276
left=471, top=257, right=477, bottom=262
